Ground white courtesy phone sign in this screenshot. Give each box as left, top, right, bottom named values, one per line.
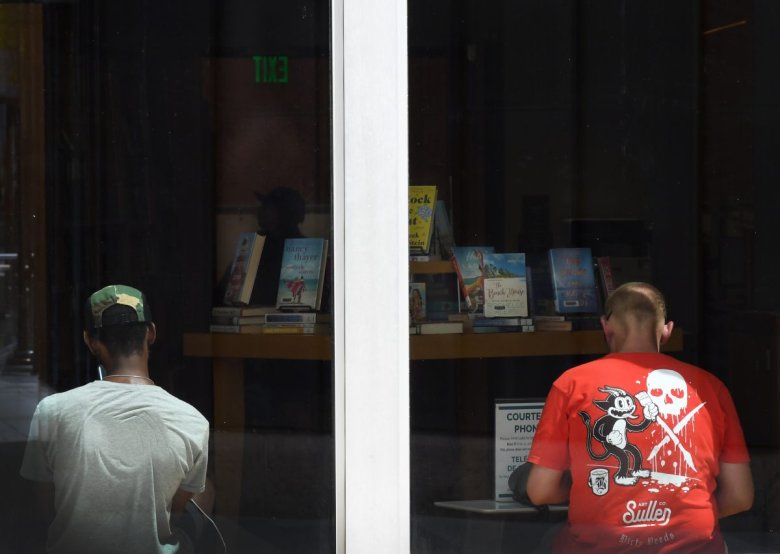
left=495, top=400, right=544, bottom=501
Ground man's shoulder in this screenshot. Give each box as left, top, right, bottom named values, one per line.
left=151, top=388, right=209, bottom=425
left=37, top=382, right=97, bottom=407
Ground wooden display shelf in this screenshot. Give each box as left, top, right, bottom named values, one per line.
left=409, top=260, right=454, bottom=274
left=183, top=328, right=683, bottom=361
left=183, top=332, right=333, bottom=360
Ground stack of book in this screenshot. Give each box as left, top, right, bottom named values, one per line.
left=471, top=316, right=535, bottom=334
left=409, top=321, right=464, bottom=335
left=262, top=311, right=331, bottom=335
left=210, top=308, right=331, bottom=335
left=209, top=306, right=277, bottom=334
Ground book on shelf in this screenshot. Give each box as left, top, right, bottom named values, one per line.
left=211, top=315, right=267, bottom=326
left=596, top=256, right=617, bottom=302
left=434, top=199, right=455, bottom=259
left=223, top=232, right=266, bottom=306
left=264, top=312, right=331, bottom=324
left=408, top=185, right=438, bottom=255
left=451, top=246, right=495, bottom=312
left=481, top=252, right=529, bottom=318
left=275, top=238, right=329, bottom=311
left=412, top=271, right=459, bottom=321
left=261, top=323, right=329, bottom=335
left=472, top=316, right=533, bottom=327
left=409, top=282, right=427, bottom=324
left=415, top=321, right=464, bottom=335
left=526, top=263, right=557, bottom=317
left=211, top=305, right=278, bottom=318
left=210, top=323, right=330, bottom=335
left=548, top=248, right=599, bottom=314
left=209, top=324, right=266, bottom=334
left=409, top=254, right=442, bottom=262
left=472, top=325, right=535, bottom=333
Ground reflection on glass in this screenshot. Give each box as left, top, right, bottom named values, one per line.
left=409, top=2, right=776, bottom=553
left=1, top=2, right=334, bottom=553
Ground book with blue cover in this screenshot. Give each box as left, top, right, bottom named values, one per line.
left=481, top=252, right=529, bottom=318
left=548, top=247, right=599, bottom=314
left=275, top=238, right=329, bottom=311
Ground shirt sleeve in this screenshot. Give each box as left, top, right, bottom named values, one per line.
left=178, top=419, right=210, bottom=493
left=20, top=399, right=55, bottom=483
left=528, top=383, right=571, bottom=471
left=717, top=384, right=750, bottom=464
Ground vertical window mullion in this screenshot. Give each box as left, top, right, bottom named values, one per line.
left=341, top=0, right=409, bottom=552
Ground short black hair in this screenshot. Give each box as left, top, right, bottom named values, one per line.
left=85, top=304, right=151, bottom=357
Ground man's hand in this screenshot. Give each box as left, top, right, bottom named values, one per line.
left=172, top=489, right=195, bottom=515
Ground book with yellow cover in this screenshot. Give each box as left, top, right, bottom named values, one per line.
left=408, top=186, right=438, bottom=255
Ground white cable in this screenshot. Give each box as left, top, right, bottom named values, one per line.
left=189, top=499, right=227, bottom=554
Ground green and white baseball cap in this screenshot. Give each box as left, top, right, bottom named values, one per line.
left=86, top=285, right=152, bottom=329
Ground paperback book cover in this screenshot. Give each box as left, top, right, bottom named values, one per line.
left=408, top=186, right=438, bottom=255
left=434, top=199, right=455, bottom=259
left=451, top=246, right=495, bottom=312
left=596, top=256, right=617, bottom=303
left=415, top=273, right=459, bottom=321
left=526, top=263, right=557, bottom=317
left=275, top=238, right=329, bottom=311
left=548, top=248, right=599, bottom=314
left=481, top=252, right=528, bottom=318
left=223, top=232, right=266, bottom=306
left=409, top=282, right=427, bottom=324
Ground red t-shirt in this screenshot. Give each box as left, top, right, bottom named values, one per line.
left=528, top=352, right=749, bottom=553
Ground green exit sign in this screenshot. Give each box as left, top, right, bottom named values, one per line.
left=253, top=55, right=289, bottom=84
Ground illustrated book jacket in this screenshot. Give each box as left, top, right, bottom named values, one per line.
left=275, top=238, right=329, bottom=311
left=481, top=252, right=528, bottom=318
left=223, top=232, right=266, bottom=306
left=451, top=246, right=495, bottom=312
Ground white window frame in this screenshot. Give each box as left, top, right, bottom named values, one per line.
left=333, top=0, right=410, bottom=553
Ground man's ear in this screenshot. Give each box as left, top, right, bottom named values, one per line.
left=659, top=320, right=674, bottom=346
left=146, top=323, right=157, bottom=346
left=600, top=316, right=613, bottom=340
left=83, top=330, right=96, bottom=355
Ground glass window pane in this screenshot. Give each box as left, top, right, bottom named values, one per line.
left=409, top=2, right=776, bottom=553
left=2, top=2, right=335, bottom=553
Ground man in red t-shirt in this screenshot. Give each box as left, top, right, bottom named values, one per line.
left=527, top=282, right=753, bottom=553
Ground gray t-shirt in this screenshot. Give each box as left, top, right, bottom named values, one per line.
left=21, top=380, right=209, bottom=554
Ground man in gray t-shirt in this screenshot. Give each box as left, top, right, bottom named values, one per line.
left=21, top=285, right=209, bottom=554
